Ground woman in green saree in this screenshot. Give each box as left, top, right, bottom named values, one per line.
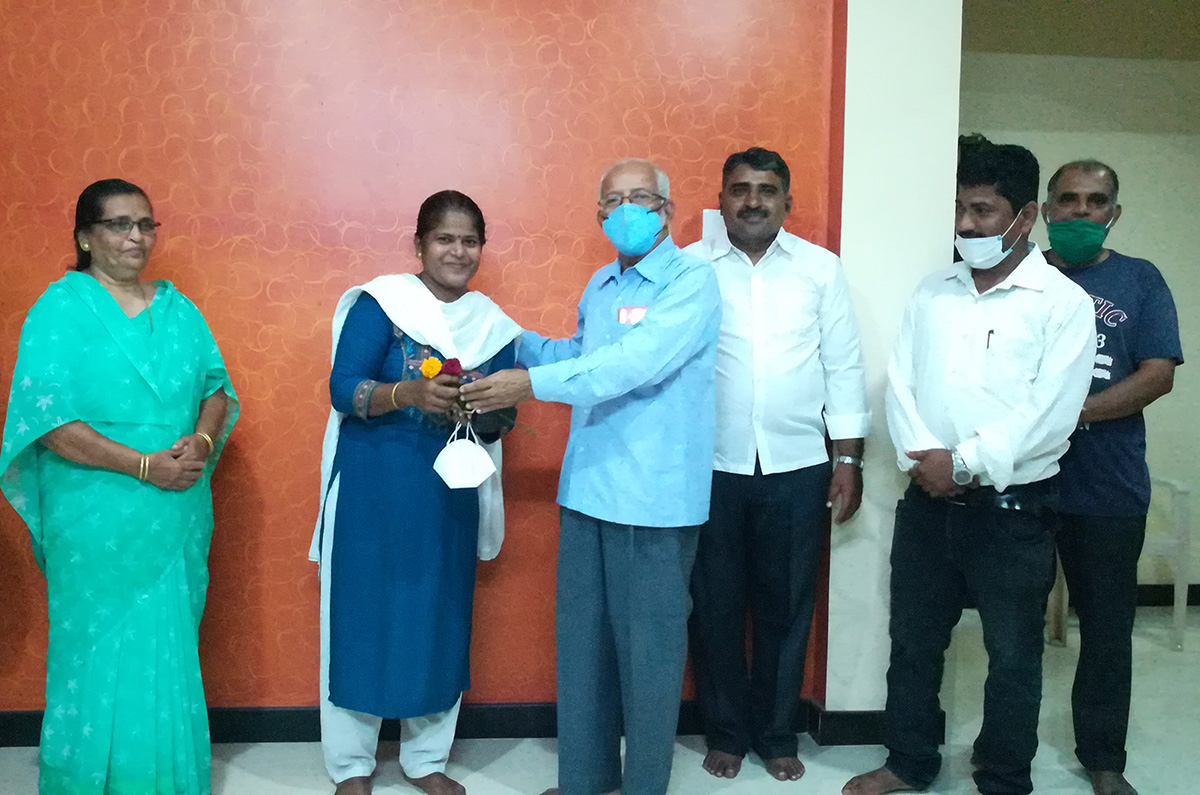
left=0, top=179, right=239, bottom=794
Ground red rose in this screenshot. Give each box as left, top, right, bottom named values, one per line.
left=442, top=358, right=463, bottom=376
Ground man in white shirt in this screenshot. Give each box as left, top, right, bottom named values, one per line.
left=843, top=144, right=1096, bottom=795
left=684, top=147, right=870, bottom=783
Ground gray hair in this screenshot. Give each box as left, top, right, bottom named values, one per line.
left=597, top=158, right=670, bottom=200
left=1047, top=159, right=1120, bottom=203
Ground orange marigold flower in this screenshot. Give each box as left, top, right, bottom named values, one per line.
left=420, top=357, right=443, bottom=378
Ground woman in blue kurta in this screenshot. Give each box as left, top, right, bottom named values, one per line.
left=311, top=191, right=521, bottom=795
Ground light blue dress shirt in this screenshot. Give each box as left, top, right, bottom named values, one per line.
left=519, top=236, right=721, bottom=528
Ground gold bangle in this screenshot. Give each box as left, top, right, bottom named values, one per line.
left=390, top=382, right=402, bottom=410
left=195, top=431, right=215, bottom=456
left=139, top=454, right=149, bottom=482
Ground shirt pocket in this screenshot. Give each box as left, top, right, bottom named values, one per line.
left=765, top=271, right=820, bottom=340
left=981, top=326, right=1043, bottom=390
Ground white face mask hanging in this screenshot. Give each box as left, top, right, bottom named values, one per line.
left=433, top=421, right=497, bottom=489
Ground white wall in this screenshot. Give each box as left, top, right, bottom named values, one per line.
left=827, top=0, right=964, bottom=711
left=960, top=51, right=1200, bottom=584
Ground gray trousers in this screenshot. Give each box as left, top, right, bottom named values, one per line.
left=556, top=507, right=700, bottom=795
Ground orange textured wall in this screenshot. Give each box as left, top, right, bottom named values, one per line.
left=0, top=1, right=842, bottom=710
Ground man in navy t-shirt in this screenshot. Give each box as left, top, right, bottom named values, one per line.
left=1043, top=160, right=1184, bottom=795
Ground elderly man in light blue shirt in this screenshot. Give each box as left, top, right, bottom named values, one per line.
left=461, top=158, right=721, bottom=795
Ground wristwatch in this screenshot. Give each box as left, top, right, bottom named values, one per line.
left=834, top=455, right=863, bottom=469
left=951, top=450, right=973, bottom=486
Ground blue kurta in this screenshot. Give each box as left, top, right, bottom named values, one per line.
left=323, top=293, right=515, bottom=718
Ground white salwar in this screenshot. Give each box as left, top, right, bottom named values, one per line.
left=318, top=474, right=462, bottom=780
left=312, top=274, right=522, bottom=783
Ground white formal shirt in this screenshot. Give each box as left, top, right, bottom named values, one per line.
left=885, top=243, right=1096, bottom=491
left=685, top=221, right=870, bottom=476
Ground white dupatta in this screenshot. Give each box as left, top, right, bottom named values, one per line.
left=309, top=273, right=522, bottom=565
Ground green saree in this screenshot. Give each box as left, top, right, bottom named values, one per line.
left=0, top=271, right=239, bottom=795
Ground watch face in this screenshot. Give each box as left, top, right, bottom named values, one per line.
left=953, top=469, right=973, bottom=486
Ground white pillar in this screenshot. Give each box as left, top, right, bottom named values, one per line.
left=827, top=0, right=964, bottom=711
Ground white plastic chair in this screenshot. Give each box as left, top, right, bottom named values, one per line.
left=1145, top=477, right=1191, bottom=651
left=1046, top=477, right=1191, bottom=651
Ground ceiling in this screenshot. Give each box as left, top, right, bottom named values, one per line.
left=963, top=0, right=1200, bottom=61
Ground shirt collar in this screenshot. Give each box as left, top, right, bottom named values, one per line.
left=708, top=225, right=797, bottom=263
left=599, top=235, right=678, bottom=285
left=948, top=242, right=1050, bottom=293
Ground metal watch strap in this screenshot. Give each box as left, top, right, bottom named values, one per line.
left=951, top=450, right=973, bottom=485
left=834, top=455, right=864, bottom=469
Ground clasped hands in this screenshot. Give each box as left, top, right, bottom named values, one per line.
left=906, top=448, right=970, bottom=498
left=145, top=433, right=210, bottom=491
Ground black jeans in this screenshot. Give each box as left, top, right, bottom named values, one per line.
left=1056, top=513, right=1146, bottom=773
left=884, top=482, right=1057, bottom=795
left=688, top=462, right=830, bottom=760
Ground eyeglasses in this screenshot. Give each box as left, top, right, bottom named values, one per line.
left=93, top=216, right=161, bottom=235
left=598, top=190, right=667, bottom=213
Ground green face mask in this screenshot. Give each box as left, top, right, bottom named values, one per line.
left=1046, top=217, right=1113, bottom=265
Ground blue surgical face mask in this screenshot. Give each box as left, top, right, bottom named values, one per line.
left=602, top=203, right=664, bottom=257
left=954, top=213, right=1021, bottom=270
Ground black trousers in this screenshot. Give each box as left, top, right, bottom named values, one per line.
left=688, top=461, right=829, bottom=760
left=1056, top=513, right=1146, bottom=774
left=884, top=482, right=1057, bottom=795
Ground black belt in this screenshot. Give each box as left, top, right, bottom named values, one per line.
left=943, top=478, right=1058, bottom=515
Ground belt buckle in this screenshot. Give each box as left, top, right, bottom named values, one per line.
left=996, top=493, right=1023, bottom=511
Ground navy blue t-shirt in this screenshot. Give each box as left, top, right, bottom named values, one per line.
left=1054, top=250, right=1184, bottom=516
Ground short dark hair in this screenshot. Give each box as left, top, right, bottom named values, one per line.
left=415, top=190, right=486, bottom=246
left=957, top=144, right=1039, bottom=215
left=721, top=147, right=791, bottom=193
left=73, top=178, right=151, bottom=271
left=958, top=132, right=993, bottom=161
left=1047, top=159, right=1120, bottom=203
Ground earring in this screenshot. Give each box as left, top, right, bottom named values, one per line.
left=81, top=243, right=89, bottom=251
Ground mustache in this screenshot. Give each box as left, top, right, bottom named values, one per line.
left=737, top=208, right=769, bottom=220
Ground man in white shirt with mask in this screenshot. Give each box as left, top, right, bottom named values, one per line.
left=684, top=147, right=870, bottom=783
left=843, top=144, right=1095, bottom=795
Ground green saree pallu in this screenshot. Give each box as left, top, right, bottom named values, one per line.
left=0, top=272, right=239, bottom=795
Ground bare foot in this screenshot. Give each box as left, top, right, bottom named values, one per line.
left=842, top=766, right=919, bottom=795
left=1090, top=770, right=1138, bottom=795
left=404, top=772, right=466, bottom=795
left=764, top=756, right=805, bottom=781
left=701, top=749, right=743, bottom=778
left=334, top=776, right=372, bottom=795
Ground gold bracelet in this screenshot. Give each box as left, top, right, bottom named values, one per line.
left=138, top=454, right=149, bottom=482
left=390, top=382, right=402, bottom=410
left=195, top=431, right=215, bottom=456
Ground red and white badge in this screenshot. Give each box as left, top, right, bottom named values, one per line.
left=617, top=306, right=647, bottom=325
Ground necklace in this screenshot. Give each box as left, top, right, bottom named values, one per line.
left=138, top=282, right=154, bottom=331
